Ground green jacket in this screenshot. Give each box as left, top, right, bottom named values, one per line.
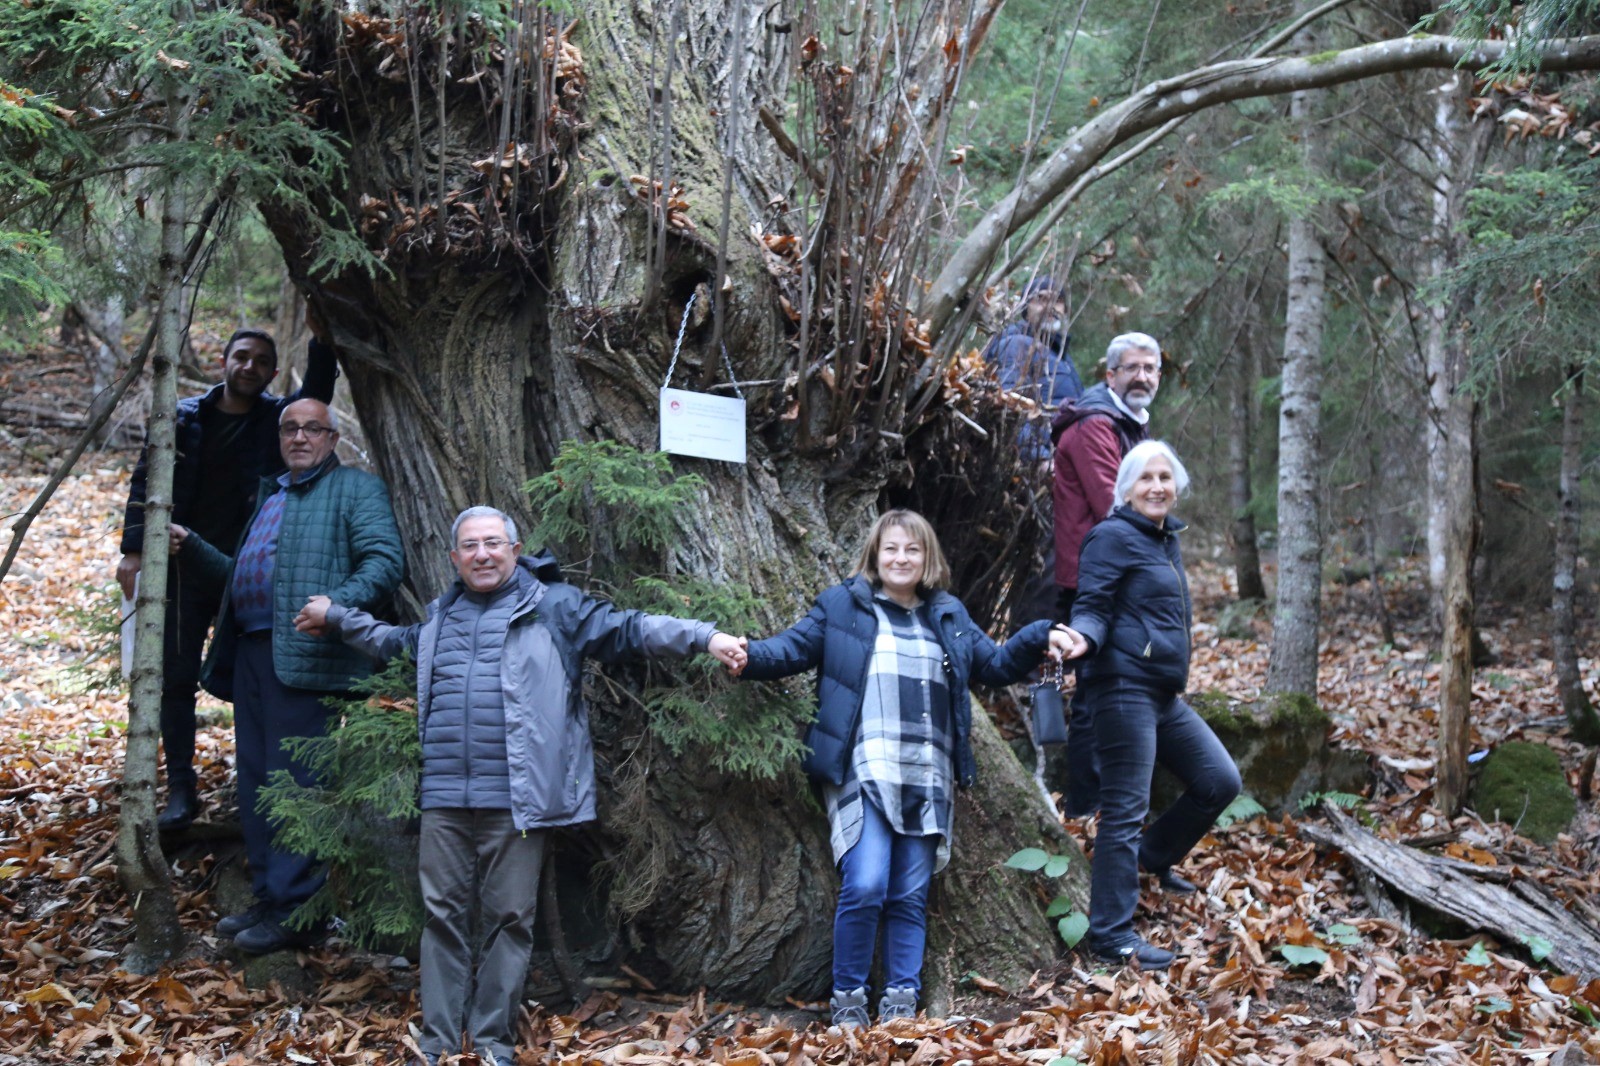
left=187, top=457, right=406, bottom=698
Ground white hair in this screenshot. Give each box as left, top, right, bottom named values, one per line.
left=1111, top=440, right=1190, bottom=517
left=451, top=505, right=518, bottom=547
left=1105, top=332, right=1161, bottom=371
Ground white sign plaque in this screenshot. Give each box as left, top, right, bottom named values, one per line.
left=659, top=387, right=747, bottom=464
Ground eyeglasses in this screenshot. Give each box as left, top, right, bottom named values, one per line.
left=456, top=538, right=512, bottom=554
left=279, top=423, right=334, bottom=439
left=1114, top=362, right=1161, bottom=379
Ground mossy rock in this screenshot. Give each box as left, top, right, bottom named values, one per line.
left=1036, top=688, right=1367, bottom=816
left=1471, top=741, right=1574, bottom=844
left=1156, top=690, right=1359, bottom=814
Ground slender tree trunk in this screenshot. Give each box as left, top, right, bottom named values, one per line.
left=1425, top=73, right=1493, bottom=816
left=116, top=84, right=189, bottom=972
left=1267, top=60, right=1325, bottom=699
left=1436, top=332, right=1478, bottom=815
left=1230, top=327, right=1266, bottom=602
left=1554, top=365, right=1599, bottom=741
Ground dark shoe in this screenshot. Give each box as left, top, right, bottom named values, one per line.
left=1091, top=937, right=1175, bottom=970
left=157, top=786, right=200, bottom=832
left=878, top=987, right=917, bottom=1022
left=1153, top=869, right=1198, bottom=895
left=233, top=918, right=326, bottom=955
left=216, top=900, right=272, bottom=938
left=829, top=987, right=869, bottom=1030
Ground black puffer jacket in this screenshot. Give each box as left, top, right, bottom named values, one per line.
left=1068, top=506, right=1192, bottom=692
left=742, top=576, right=1053, bottom=788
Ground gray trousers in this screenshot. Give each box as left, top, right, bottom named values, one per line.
left=418, top=808, right=546, bottom=1064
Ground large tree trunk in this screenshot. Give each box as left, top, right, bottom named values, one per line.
left=1267, top=57, right=1325, bottom=699
left=1554, top=365, right=1599, bottom=742
left=261, top=0, right=1072, bottom=1002
left=116, top=83, right=188, bottom=973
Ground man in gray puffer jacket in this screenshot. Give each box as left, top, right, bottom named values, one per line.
left=295, top=505, right=746, bottom=1066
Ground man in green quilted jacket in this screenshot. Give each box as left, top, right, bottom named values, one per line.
left=178, top=398, right=406, bottom=954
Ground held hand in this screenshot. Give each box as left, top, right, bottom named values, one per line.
left=167, top=524, right=189, bottom=556
left=294, top=594, right=333, bottom=637
left=305, top=299, right=328, bottom=342
left=1049, top=624, right=1088, bottom=661
left=708, top=632, right=748, bottom=676
left=115, top=553, right=142, bottom=600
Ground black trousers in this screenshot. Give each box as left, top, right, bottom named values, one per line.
left=158, top=561, right=221, bottom=793
left=1085, top=680, right=1240, bottom=949
left=232, top=633, right=334, bottom=918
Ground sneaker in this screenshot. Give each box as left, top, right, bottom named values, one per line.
left=878, top=987, right=917, bottom=1021
left=215, top=901, right=272, bottom=938
left=829, top=987, right=869, bottom=1030
left=1090, top=936, right=1175, bottom=970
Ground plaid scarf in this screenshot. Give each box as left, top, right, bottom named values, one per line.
left=823, top=593, right=955, bottom=872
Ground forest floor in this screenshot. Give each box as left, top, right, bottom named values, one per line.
left=5, top=341, right=1600, bottom=1064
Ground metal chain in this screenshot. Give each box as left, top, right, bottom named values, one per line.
left=663, top=291, right=696, bottom=389
left=720, top=344, right=745, bottom=400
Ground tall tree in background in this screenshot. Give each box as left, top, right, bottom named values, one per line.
left=1268, top=6, right=1330, bottom=700
left=1425, top=70, right=1494, bottom=815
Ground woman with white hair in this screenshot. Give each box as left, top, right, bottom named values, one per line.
left=1057, top=441, right=1241, bottom=969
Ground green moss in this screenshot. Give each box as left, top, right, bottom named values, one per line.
left=1188, top=689, right=1326, bottom=735
left=1473, top=741, right=1574, bottom=844
left=1262, top=691, right=1327, bottom=729
left=1189, top=688, right=1253, bottom=733
left=1305, top=49, right=1343, bottom=65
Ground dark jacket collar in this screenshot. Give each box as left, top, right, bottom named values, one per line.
left=195, top=379, right=283, bottom=415
left=997, top=319, right=1071, bottom=354
left=277, top=452, right=341, bottom=489
left=1051, top=382, right=1131, bottom=435
left=846, top=573, right=956, bottom=618
left=1109, top=504, right=1186, bottom=537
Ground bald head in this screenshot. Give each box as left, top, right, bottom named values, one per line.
left=279, top=399, right=339, bottom=476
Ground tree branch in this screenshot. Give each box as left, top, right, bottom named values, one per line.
left=923, top=31, right=1600, bottom=341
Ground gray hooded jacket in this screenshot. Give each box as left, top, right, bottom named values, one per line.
left=327, top=552, right=716, bottom=830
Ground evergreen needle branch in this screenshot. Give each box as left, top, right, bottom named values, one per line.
left=0, top=162, right=166, bottom=225
left=0, top=194, right=224, bottom=587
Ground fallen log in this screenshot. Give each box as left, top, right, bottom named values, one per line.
left=1301, top=804, right=1600, bottom=977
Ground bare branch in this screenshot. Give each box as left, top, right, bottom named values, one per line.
left=923, top=31, right=1600, bottom=341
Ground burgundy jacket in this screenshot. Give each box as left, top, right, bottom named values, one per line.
left=1050, top=383, right=1148, bottom=590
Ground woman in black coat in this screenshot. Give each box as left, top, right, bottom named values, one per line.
left=734, top=510, right=1073, bottom=1028
left=1059, top=441, right=1241, bottom=970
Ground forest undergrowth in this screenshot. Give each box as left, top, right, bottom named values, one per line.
left=4, top=341, right=1600, bottom=1064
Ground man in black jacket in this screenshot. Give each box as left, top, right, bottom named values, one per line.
left=116, top=312, right=338, bottom=830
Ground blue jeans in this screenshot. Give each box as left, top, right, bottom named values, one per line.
left=1086, top=679, right=1240, bottom=949
left=833, top=798, right=939, bottom=992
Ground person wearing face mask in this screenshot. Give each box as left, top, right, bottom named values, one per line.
left=983, top=276, right=1081, bottom=461
left=294, top=506, right=746, bottom=1066
left=1049, top=331, right=1163, bottom=816
left=982, top=276, right=1082, bottom=626
left=730, top=510, right=1075, bottom=1029
left=1055, top=442, right=1241, bottom=970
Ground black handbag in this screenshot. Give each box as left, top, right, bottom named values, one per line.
left=1029, top=661, right=1068, bottom=745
